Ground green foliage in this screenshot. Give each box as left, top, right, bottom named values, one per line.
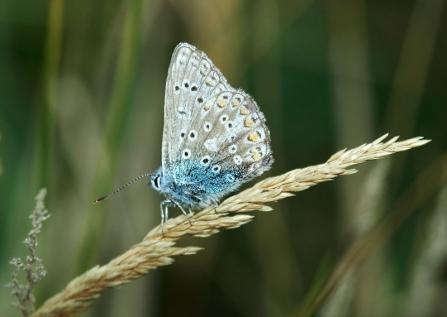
left=0, top=1, right=446, bottom=316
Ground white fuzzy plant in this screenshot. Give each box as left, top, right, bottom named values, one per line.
left=7, top=189, right=50, bottom=317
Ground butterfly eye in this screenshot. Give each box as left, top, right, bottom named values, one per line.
left=152, top=175, right=161, bottom=189
left=182, top=149, right=191, bottom=159
left=229, top=144, right=237, bottom=154
left=174, top=84, right=180, bottom=93
left=180, top=130, right=186, bottom=138
left=226, top=121, right=233, bottom=130
left=197, top=97, right=204, bottom=103
left=212, top=165, right=221, bottom=173
left=191, top=85, right=198, bottom=92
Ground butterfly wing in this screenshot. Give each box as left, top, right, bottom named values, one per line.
left=162, top=43, right=230, bottom=172
left=161, top=43, right=273, bottom=205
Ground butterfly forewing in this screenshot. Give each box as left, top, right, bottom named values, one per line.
left=162, top=43, right=230, bottom=169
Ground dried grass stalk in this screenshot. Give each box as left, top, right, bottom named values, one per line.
left=31, top=134, right=429, bottom=317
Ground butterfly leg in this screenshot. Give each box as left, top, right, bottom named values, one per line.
left=160, top=201, right=166, bottom=225
left=160, top=200, right=172, bottom=234
left=171, top=200, right=193, bottom=225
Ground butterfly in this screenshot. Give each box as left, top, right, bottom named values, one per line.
left=97, top=43, right=273, bottom=225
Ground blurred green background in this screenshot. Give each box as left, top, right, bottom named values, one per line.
left=1, top=0, right=446, bottom=316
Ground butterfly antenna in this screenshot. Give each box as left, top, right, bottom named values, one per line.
left=94, top=172, right=151, bottom=203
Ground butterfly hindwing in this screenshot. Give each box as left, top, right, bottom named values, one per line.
left=188, top=90, right=273, bottom=179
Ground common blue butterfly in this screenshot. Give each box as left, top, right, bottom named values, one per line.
left=97, top=43, right=273, bottom=225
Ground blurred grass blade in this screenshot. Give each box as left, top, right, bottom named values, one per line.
left=36, top=0, right=63, bottom=190
left=295, top=153, right=447, bottom=317
left=76, top=0, right=144, bottom=273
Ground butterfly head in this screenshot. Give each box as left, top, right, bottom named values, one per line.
left=149, top=168, right=163, bottom=192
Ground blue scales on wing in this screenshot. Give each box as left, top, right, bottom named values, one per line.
left=161, top=159, right=244, bottom=209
